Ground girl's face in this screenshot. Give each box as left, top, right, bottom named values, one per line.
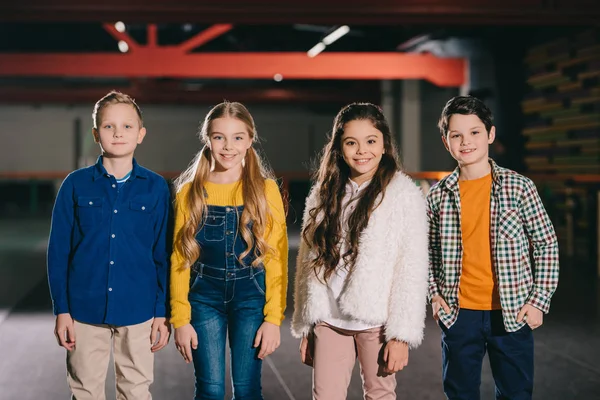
left=340, top=119, right=385, bottom=185
left=208, top=117, right=253, bottom=173
left=94, top=103, right=146, bottom=159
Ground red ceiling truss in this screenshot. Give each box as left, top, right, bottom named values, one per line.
left=0, top=1, right=594, bottom=104
left=0, top=24, right=466, bottom=87
left=0, top=21, right=468, bottom=104
left=0, top=51, right=466, bottom=87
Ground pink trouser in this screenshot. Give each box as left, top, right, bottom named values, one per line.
left=312, top=323, right=397, bottom=400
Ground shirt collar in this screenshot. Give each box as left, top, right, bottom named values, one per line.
left=345, top=178, right=371, bottom=194
left=92, top=155, right=147, bottom=181
left=443, top=158, right=503, bottom=192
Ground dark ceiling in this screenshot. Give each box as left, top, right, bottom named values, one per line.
left=2, top=0, right=599, bottom=24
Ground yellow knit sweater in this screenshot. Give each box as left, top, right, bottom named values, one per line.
left=169, top=179, right=288, bottom=329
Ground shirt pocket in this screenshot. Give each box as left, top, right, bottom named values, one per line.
left=130, top=195, right=158, bottom=213
left=203, top=214, right=225, bottom=242
left=76, top=196, right=103, bottom=227
left=129, top=195, right=158, bottom=228
left=498, top=209, right=524, bottom=240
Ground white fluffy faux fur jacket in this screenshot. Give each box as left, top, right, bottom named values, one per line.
left=291, top=172, right=429, bottom=348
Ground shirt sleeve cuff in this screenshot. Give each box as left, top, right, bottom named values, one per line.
left=170, top=317, right=191, bottom=329
left=427, top=286, right=440, bottom=303
left=53, top=301, right=70, bottom=315
left=264, top=314, right=283, bottom=326
left=154, top=304, right=167, bottom=319
left=526, top=289, right=551, bottom=314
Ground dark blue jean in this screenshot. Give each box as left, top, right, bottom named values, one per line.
left=440, top=309, right=534, bottom=400
left=189, top=263, right=266, bottom=400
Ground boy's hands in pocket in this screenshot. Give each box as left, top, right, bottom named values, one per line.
left=431, top=295, right=451, bottom=321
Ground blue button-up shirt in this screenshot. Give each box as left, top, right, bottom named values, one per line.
left=47, top=156, right=171, bottom=326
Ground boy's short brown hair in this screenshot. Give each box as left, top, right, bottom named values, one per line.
left=92, top=91, right=143, bottom=129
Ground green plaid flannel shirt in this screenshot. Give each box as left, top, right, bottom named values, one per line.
left=426, top=159, right=559, bottom=332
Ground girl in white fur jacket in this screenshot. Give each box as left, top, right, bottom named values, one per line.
left=291, top=103, right=429, bottom=400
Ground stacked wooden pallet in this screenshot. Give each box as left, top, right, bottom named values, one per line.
left=522, top=29, right=600, bottom=174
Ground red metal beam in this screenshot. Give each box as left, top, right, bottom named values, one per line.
left=179, top=24, right=233, bottom=53
left=0, top=52, right=466, bottom=87
left=147, top=24, right=158, bottom=48
left=0, top=0, right=598, bottom=24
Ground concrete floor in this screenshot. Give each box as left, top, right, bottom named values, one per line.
left=0, top=219, right=599, bottom=399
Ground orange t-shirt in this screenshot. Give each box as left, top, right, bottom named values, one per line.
left=458, top=174, right=501, bottom=310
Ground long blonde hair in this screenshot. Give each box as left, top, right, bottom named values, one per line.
left=174, top=101, right=275, bottom=269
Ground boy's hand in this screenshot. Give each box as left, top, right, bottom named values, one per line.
left=54, top=313, right=76, bottom=351
left=174, top=324, right=198, bottom=363
left=299, top=334, right=314, bottom=367
left=254, top=321, right=280, bottom=359
left=431, top=295, right=451, bottom=321
left=150, top=317, right=171, bottom=352
left=517, top=304, right=544, bottom=329
left=383, top=339, right=409, bottom=373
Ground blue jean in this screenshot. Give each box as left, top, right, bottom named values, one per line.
left=189, top=263, right=266, bottom=400
left=440, top=309, right=534, bottom=400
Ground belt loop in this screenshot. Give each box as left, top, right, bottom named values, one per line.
left=198, top=262, right=203, bottom=278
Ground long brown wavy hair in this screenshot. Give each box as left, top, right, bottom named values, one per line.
left=174, top=101, right=275, bottom=269
left=302, top=103, right=401, bottom=282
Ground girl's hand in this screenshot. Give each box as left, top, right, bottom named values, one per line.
left=299, top=334, right=314, bottom=367
left=383, top=339, right=409, bottom=373
left=174, top=324, right=198, bottom=363
left=254, top=321, right=280, bottom=359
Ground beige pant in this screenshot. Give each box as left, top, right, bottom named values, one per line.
left=312, top=323, right=397, bottom=400
left=66, top=319, right=154, bottom=400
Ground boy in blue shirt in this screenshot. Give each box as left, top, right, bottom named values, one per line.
left=47, top=91, right=171, bottom=399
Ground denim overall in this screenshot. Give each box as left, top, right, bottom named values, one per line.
left=189, top=205, right=266, bottom=400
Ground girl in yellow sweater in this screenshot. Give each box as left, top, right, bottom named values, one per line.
left=170, top=102, right=288, bottom=399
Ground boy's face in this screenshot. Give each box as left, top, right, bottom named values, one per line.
left=93, top=103, right=146, bottom=159
left=442, top=114, right=495, bottom=167
left=208, top=117, right=253, bottom=173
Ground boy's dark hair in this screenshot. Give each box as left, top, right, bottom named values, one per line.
left=438, top=95, right=493, bottom=136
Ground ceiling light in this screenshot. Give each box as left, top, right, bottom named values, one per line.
left=322, top=25, right=350, bottom=46
left=114, top=21, right=126, bottom=33
left=307, top=42, right=326, bottom=58
left=118, top=41, right=129, bottom=53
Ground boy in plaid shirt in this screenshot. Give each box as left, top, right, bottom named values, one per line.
left=427, top=96, right=559, bottom=400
